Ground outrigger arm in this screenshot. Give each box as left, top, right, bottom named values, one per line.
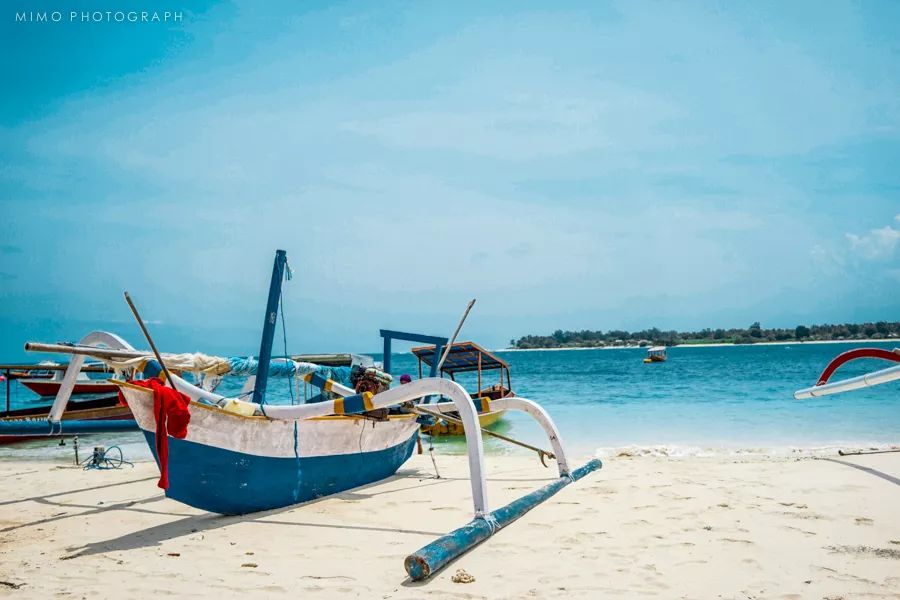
left=47, top=331, right=136, bottom=424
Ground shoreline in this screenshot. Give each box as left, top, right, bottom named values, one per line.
left=3, top=436, right=899, bottom=464
left=501, top=338, right=898, bottom=351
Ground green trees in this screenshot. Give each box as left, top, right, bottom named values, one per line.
left=509, top=321, right=900, bottom=348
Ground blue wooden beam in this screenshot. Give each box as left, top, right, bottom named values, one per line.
left=404, top=458, right=603, bottom=581
left=252, top=250, right=287, bottom=405
left=383, top=336, right=391, bottom=374
left=0, top=419, right=139, bottom=435
left=378, top=330, right=449, bottom=346
left=378, top=330, right=449, bottom=376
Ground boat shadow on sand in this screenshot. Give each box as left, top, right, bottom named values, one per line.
left=11, top=466, right=470, bottom=560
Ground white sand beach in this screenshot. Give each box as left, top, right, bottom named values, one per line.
left=1, top=452, right=898, bottom=599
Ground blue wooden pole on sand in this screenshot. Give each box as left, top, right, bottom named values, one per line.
left=404, top=458, right=603, bottom=581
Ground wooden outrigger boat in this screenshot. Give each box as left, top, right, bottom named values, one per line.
left=411, top=341, right=511, bottom=436
left=0, top=360, right=134, bottom=444
left=795, top=346, right=900, bottom=456
left=16, top=250, right=601, bottom=580
left=0, top=398, right=132, bottom=445
left=18, top=365, right=119, bottom=397
left=794, top=346, right=900, bottom=399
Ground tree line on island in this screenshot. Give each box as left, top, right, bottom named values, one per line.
left=510, top=321, right=900, bottom=349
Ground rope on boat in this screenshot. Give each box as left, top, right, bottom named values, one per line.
left=412, top=405, right=555, bottom=467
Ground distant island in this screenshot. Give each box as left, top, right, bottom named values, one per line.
left=510, top=322, right=900, bottom=349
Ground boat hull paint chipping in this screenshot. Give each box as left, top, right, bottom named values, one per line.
left=143, top=429, right=418, bottom=515
left=405, top=458, right=603, bottom=581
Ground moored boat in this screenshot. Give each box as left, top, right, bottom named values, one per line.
left=0, top=360, right=131, bottom=444
left=21, top=249, right=602, bottom=580
left=0, top=395, right=130, bottom=444
left=410, top=341, right=511, bottom=436
left=643, top=346, right=667, bottom=363
left=19, top=375, right=118, bottom=397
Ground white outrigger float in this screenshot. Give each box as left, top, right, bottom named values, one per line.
left=22, top=250, right=601, bottom=580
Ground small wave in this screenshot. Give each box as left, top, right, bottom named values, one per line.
left=594, top=442, right=900, bottom=458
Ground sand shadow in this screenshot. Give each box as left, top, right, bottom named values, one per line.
left=819, top=458, right=900, bottom=487
left=1, top=494, right=168, bottom=534
left=60, top=471, right=453, bottom=559
left=0, top=474, right=158, bottom=507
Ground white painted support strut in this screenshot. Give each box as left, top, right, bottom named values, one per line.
left=426, top=396, right=570, bottom=477
left=48, top=331, right=136, bottom=423
left=794, top=363, right=900, bottom=399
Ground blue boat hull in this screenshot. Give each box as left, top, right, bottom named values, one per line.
left=144, top=430, right=418, bottom=515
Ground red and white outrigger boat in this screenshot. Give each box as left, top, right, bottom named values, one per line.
left=18, top=368, right=118, bottom=397
left=795, top=346, right=900, bottom=456
left=794, top=346, right=900, bottom=399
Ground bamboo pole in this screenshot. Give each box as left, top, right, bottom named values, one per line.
left=123, top=292, right=178, bottom=392
left=405, top=458, right=603, bottom=580
left=0, top=363, right=110, bottom=372
left=24, top=342, right=148, bottom=360
left=435, top=299, right=476, bottom=373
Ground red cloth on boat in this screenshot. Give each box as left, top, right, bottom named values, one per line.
left=120, top=378, right=190, bottom=489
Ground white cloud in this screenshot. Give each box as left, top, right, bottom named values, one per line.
left=846, top=217, right=900, bottom=260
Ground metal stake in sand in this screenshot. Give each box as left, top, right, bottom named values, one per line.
left=123, top=291, right=178, bottom=392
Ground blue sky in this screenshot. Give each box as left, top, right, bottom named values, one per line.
left=1, top=0, right=899, bottom=358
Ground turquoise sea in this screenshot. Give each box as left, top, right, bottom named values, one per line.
left=2, top=341, right=899, bottom=462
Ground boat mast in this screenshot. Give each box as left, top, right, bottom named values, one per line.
left=252, top=249, right=288, bottom=405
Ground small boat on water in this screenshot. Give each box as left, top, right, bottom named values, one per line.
left=643, top=346, right=667, bottom=363
left=0, top=361, right=130, bottom=445
left=411, top=341, right=511, bottom=436
left=0, top=397, right=132, bottom=445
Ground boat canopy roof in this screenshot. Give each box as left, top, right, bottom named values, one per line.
left=647, top=346, right=666, bottom=352
left=411, top=341, right=508, bottom=373
left=291, top=353, right=374, bottom=368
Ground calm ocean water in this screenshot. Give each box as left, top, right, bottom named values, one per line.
left=3, top=341, right=898, bottom=462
